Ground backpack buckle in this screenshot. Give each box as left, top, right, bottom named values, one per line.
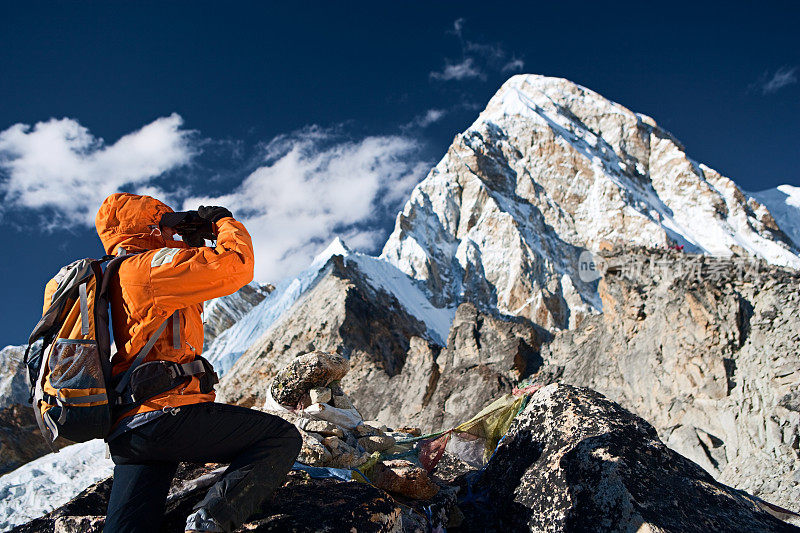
left=167, top=363, right=181, bottom=380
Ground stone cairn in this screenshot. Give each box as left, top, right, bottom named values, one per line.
left=263, top=350, right=439, bottom=500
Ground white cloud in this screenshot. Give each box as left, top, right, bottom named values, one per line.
left=465, top=42, right=505, bottom=62
left=430, top=58, right=483, bottom=81
left=403, top=109, right=447, bottom=130
left=431, top=18, right=524, bottom=83
left=0, top=115, right=431, bottom=283
left=0, top=114, right=195, bottom=226
left=451, top=18, right=465, bottom=36
left=761, top=67, right=797, bottom=94
left=502, top=58, right=525, bottom=72
left=184, top=127, right=429, bottom=282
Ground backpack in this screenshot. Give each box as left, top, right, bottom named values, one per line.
left=23, top=253, right=217, bottom=445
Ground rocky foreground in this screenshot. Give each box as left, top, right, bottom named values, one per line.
left=14, top=384, right=797, bottom=532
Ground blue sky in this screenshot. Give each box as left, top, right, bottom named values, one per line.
left=1, top=1, right=798, bottom=347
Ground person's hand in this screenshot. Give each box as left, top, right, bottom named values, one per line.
left=197, top=206, right=233, bottom=223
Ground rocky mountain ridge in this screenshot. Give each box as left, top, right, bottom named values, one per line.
left=202, top=281, right=271, bottom=345
left=750, top=184, right=800, bottom=249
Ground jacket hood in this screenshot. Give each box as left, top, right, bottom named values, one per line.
left=96, top=193, right=184, bottom=255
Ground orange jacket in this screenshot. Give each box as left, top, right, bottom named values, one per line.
left=95, top=193, right=254, bottom=421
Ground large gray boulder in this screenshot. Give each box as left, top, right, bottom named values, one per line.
left=465, top=383, right=797, bottom=532
left=269, top=350, right=349, bottom=408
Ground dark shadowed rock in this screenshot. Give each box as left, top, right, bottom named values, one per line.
left=218, top=255, right=432, bottom=416
left=0, top=405, right=71, bottom=475
left=13, top=385, right=797, bottom=532
left=463, top=383, right=798, bottom=532
left=52, top=516, right=104, bottom=533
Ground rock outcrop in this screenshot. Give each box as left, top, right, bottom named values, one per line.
left=374, top=302, right=546, bottom=432
left=11, top=465, right=408, bottom=533
left=13, top=384, right=797, bottom=532
left=464, top=383, right=798, bottom=532
left=269, top=350, right=350, bottom=408
left=542, top=247, right=800, bottom=512
left=218, top=256, right=545, bottom=436
left=261, top=350, right=441, bottom=499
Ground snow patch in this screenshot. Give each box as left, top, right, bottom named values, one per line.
left=0, top=440, right=113, bottom=530
left=750, top=185, right=800, bottom=249
left=347, top=253, right=455, bottom=345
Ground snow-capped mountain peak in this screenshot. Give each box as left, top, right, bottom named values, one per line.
left=381, top=74, right=799, bottom=330
left=313, top=237, right=351, bottom=265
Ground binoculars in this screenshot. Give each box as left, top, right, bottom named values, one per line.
left=159, top=211, right=216, bottom=247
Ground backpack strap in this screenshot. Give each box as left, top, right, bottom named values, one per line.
left=172, top=311, right=181, bottom=349
left=78, top=282, right=90, bottom=336
left=99, top=255, right=134, bottom=298
left=172, top=359, right=205, bottom=378
left=113, top=317, right=171, bottom=397
left=32, top=369, right=59, bottom=448
left=96, top=254, right=137, bottom=399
